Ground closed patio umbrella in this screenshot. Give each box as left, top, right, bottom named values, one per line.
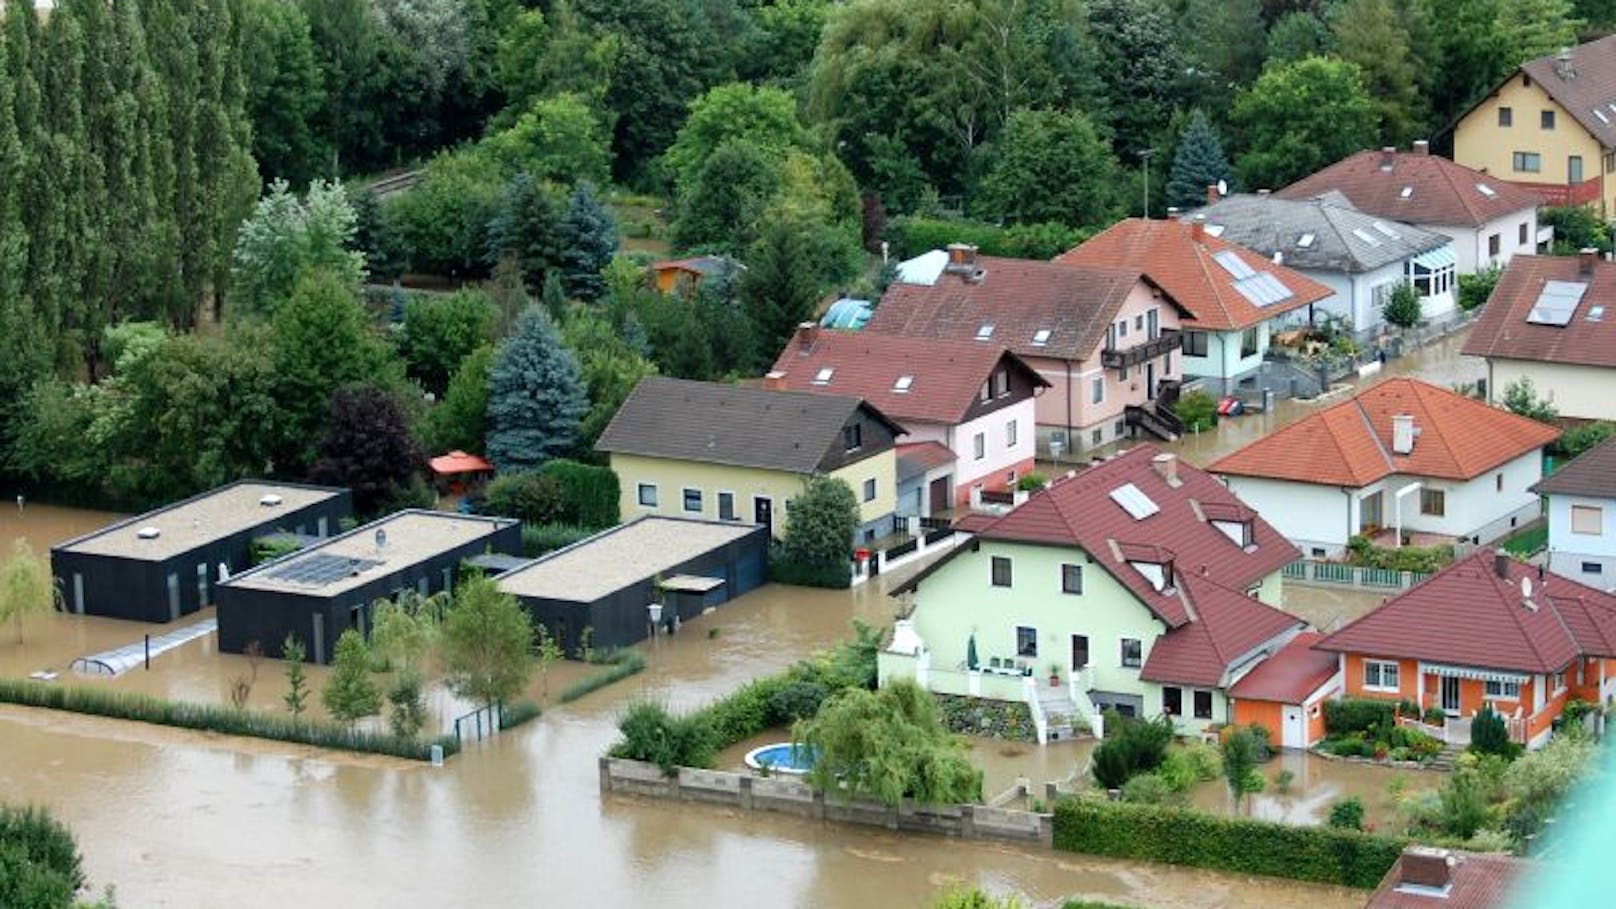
left=966, top=633, right=979, bottom=671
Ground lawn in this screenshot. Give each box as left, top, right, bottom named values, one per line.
left=1500, top=521, right=1548, bottom=557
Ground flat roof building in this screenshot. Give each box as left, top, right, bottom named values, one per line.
left=217, top=510, right=521, bottom=663
left=497, top=516, right=767, bottom=654
left=50, top=481, right=351, bottom=623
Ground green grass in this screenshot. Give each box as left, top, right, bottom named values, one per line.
left=498, top=698, right=542, bottom=731
left=559, top=650, right=647, bottom=703
left=1501, top=522, right=1548, bottom=557
left=0, top=678, right=459, bottom=761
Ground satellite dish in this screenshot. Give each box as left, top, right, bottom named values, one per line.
left=1216, top=179, right=1229, bottom=197
left=1521, top=576, right=1533, bottom=599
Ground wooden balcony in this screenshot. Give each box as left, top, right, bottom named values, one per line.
left=1101, top=329, right=1182, bottom=370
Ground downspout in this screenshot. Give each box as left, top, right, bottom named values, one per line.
left=1066, top=356, right=1075, bottom=458
left=1343, top=487, right=1355, bottom=545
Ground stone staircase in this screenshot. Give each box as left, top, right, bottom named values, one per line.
left=1036, top=686, right=1079, bottom=743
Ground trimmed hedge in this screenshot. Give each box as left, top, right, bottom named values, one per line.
left=538, top=459, right=619, bottom=529
left=520, top=522, right=597, bottom=557
left=768, top=555, right=850, bottom=589
left=0, top=678, right=459, bottom=761
left=1323, top=698, right=1397, bottom=736
left=1053, top=798, right=1406, bottom=889
left=559, top=651, right=647, bottom=703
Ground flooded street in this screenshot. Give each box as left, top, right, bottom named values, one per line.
left=0, top=497, right=1385, bottom=908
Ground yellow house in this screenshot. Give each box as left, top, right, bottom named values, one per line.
left=1454, top=35, right=1616, bottom=218
left=595, top=376, right=903, bottom=542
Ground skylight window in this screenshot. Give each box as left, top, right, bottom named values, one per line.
left=1351, top=227, right=1382, bottom=247
left=1031, top=328, right=1052, bottom=346
left=976, top=323, right=995, bottom=340
left=812, top=367, right=834, bottom=385
left=1297, top=233, right=1316, bottom=249
left=1373, top=221, right=1400, bottom=239
left=1589, top=305, right=1606, bottom=322
left=1399, top=186, right=1414, bottom=199
left=1233, top=272, right=1294, bottom=307
left=1597, top=109, right=1612, bottom=125
left=893, top=375, right=914, bottom=393
left=1204, top=224, right=1225, bottom=238
left=1212, top=250, right=1256, bottom=279
left=1109, top=483, right=1160, bottom=520
left=1477, top=183, right=1498, bottom=198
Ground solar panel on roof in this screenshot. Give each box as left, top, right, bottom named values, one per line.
left=264, top=553, right=382, bottom=587
left=1109, top=483, right=1159, bottom=520
left=1297, top=233, right=1316, bottom=248
left=1373, top=221, right=1400, bottom=239
left=1232, top=272, right=1294, bottom=307
left=1477, top=183, right=1498, bottom=198
left=1527, top=280, right=1588, bottom=327
left=1212, top=250, right=1255, bottom=279
left=1351, top=227, right=1382, bottom=247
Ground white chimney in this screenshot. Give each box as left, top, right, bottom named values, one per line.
left=1392, top=414, right=1416, bottom=455
left=1152, top=452, right=1181, bottom=487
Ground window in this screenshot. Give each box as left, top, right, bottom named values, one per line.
left=1120, top=638, right=1142, bottom=668
left=1607, top=151, right=1616, bottom=173
left=1091, top=428, right=1103, bottom=445
left=1118, top=364, right=1129, bottom=381
left=1485, top=679, right=1521, bottom=700
left=1311, top=547, right=1327, bottom=558
left=1488, top=234, right=1501, bottom=257
left=1193, top=690, right=1213, bottom=720
left=1147, top=308, right=1159, bottom=339
left=1512, top=151, right=1541, bottom=173
left=976, top=323, right=995, bottom=340
left=843, top=423, right=862, bottom=452
left=1583, top=561, right=1603, bottom=574
left=1541, top=109, right=1556, bottom=130
left=973, top=432, right=986, bottom=460
left=812, top=367, right=834, bottom=385
left=991, top=556, right=1013, bottom=587
left=1572, top=505, right=1603, bottom=535
left=862, top=478, right=876, bottom=502
left=1182, top=330, right=1208, bottom=357
left=1498, top=106, right=1513, bottom=127
left=1113, top=419, right=1125, bottom=438
left=1420, top=488, right=1446, bottom=517
left=1553, top=671, right=1566, bottom=692
left=1117, top=319, right=1129, bottom=339
left=1162, top=686, right=1182, bottom=716
left=1496, top=473, right=1504, bottom=493
left=1016, top=626, right=1037, bottom=658
left=992, top=368, right=1009, bottom=397
left=637, top=483, right=658, bottom=507
left=682, top=488, right=702, bottom=513
left=1006, top=420, right=1018, bottom=447
left=979, top=381, right=991, bottom=403
left=1061, top=563, right=1083, bottom=594
left=718, top=491, right=737, bottom=521
left=1364, top=659, right=1400, bottom=692
left=1570, top=155, right=1584, bottom=183
left=1091, top=376, right=1104, bottom=404
left=1032, top=328, right=1052, bottom=346
left=893, top=375, right=914, bottom=393
left=1240, top=326, right=1259, bottom=358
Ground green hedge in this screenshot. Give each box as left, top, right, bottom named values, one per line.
left=520, top=522, right=597, bottom=557
left=0, top=678, right=459, bottom=762
left=1323, top=698, right=1398, bottom=736
left=559, top=651, right=647, bottom=703
left=768, top=555, right=850, bottom=589
left=1053, top=798, right=1406, bottom=889
left=538, top=459, right=620, bottom=528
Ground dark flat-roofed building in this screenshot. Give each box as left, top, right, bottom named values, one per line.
left=217, top=510, right=520, bottom=663
left=497, top=516, right=767, bottom=654
left=50, top=481, right=351, bottom=623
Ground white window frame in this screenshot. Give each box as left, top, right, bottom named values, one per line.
left=1006, top=419, right=1018, bottom=448
left=1120, top=637, right=1142, bottom=669
left=681, top=487, right=703, bottom=514
left=1572, top=504, right=1603, bottom=535
left=1484, top=678, right=1521, bottom=701
left=862, top=477, right=876, bottom=502
left=1091, top=376, right=1104, bottom=405
left=637, top=483, right=659, bottom=508
left=973, top=432, right=986, bottom=461
left=1363, top=659, right=1401, bottom=693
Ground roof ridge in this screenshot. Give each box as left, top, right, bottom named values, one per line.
left=1405, top=381, right=1466, bottom=475
left=1349, top=395, right=1396, bottom=481
left=1431, top=155, right=1484, bottom=225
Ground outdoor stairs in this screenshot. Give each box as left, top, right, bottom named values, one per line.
left=1428, top=742, right=1465, bottom=772
left=1124, top=403, right=1183, bottom=442
left=1036, top=687, right=1079, bottom=743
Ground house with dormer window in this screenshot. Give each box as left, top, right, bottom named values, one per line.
left=879, top=446, right=1304, bottom=742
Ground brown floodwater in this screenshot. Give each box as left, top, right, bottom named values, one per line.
left=2, top=506, right=1381, bottom=907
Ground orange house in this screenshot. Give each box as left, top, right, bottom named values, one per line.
left=1229, top=631, right=1341, bottom=749
left=649, top=256, right=740, bottom=296
left=1316, top=549, right=1616, bottom=750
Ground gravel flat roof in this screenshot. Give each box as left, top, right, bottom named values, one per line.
left=497, top=517, right=759, bottom=603
left=223, top=510, right=516, bottom=598
left=55, top=482, right=345, bottom=562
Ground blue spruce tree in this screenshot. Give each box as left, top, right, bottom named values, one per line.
left=1166, top=109, right=1234, bottom=211
left=557, top=180, right=618, bottom=301
left=486, top=306, right=589, bottom=472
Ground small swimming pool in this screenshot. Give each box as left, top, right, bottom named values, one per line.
left=743, top=742, right=817, bottom=775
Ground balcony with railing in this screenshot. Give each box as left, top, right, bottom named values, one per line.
left=1101, top=329, right=1182, bottom=370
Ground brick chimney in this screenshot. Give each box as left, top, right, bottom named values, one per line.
left=1190, top=213, right=1206, bottom=242
left=1399, top=847, right=1454, bottom=890
left=1581, top=247, right=1599, bottom=275
left=1151, top=452, right=1181, bottom=487
left=1495, top=551, right=1511, bottom=579
left=944, top=243, right=979, bottom=277
left=1391, top=414, right=1416, bottom=455
left=762, top=371, right=787, bottom=391
left=1413, top=139, right=1430, bottom=156
left=1379, top=147, right=1397, bottom=171
left=1206, top=184, right=1219, bottom=206
left=794, top=321, right=820, bottom=351
left=1555, top=46, right=1575, bottom=81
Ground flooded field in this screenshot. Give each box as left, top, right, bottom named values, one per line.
left=0, top=502, right=1377, bottom=909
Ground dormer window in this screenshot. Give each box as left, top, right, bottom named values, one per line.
left=842, top=423, right=862, bottom=452
left=893, top=375, right=914, bottom=393
left=1214, top=518, right=1255, bottom=549
left=1297, top=233, right=1315, bottom=249
left=1129, top=559, right=1175, bottom=593
left=813, top=367, right=834, bottom=385
left=991, top=369, right=1009, bottom=397
left=1399, top=186, right=1413, bottom=199
left=976, top=323, right=995, bottom=340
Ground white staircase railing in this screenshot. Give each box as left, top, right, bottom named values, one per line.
left=1023, top=676, right=1049, bottom=745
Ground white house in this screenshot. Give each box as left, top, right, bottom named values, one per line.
left=1464, top=252, right=1616, bottom=422
left=1198, top=191, right=1458, bottom=340
left=1276, top=142, right=1541, bottom=276
left=1211, top=378, right=1560, bottom=558
left=1533, top=436, right=1616, bottom=590
left=767, top=325, right=1047, bottom=512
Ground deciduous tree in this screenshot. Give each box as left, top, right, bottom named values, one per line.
left=486, top=91, right=611, bottom=186
left=0, top=541, right=56, bottom=645
left=308, top=383, right=424, bottom=518
left=796, top=680, right=982, bottom=806
left=972, top=108, right=1120, bottom=227
left=399, top=291, right=496, bottom=397
left=233, top=179, right=367, bottom=316
left=424, top=345, right=495, bottom=454
left=780, top=476, right=858, bottom=575
left=283, top=634, right=310, bottom=719
left=241, top=0, right=327, bottom=187
left=322, top=628, right=381, bottom=725
left=662, top=82, right=809, bottom=194
left=1231, top=57, right=1377, bottom=191
left=440, top=573, right=536, bottom=709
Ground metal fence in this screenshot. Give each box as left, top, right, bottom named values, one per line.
left=1283, top=559, right=1431, bottom=592
left=453, top=703, right=502, bottom=744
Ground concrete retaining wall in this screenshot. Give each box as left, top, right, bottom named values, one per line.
left=599, top=757, right=1052, bottom=847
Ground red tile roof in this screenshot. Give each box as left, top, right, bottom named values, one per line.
left=768, top=332, right=1047, bottom=425
left=1227, top=632, right=1339, bottom=703
left=1140, top=573, right=1305, bottom=688
left=1054, top=218, right=1332, bottom=332
left=896, top=441, right=955, bottom=476
left=1275, top=148, right=1540, bottom=228
left=1461, top=254, right=1616, bottom=370
left=1314, top=549, right=1616, bottom=674
left=1365, top=850, right=1528, bottom=909
left=867, top=256, right=1181, bottom=361
left=1209, top=378, right=1560, bottom=486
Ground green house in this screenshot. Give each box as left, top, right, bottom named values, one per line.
left=880, top=446, right=1305, bottom=742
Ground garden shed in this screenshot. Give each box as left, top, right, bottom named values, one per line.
left=496, top=516, right=767, bottom=654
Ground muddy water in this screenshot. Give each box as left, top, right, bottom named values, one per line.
left=0, top=507, right=1365, bottom=909
left=1187, top=749, right=1438, bottom=831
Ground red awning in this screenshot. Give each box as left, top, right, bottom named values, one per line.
left=430, top=451, right=493, bottom=476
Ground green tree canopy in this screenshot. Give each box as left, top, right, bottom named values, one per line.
left=1265, top=11, right=1329, bottom=67
left=1330, top=0, right=1428, bottom=146
left=1231, top=57, right=1377, bottom=191
left=232, top=179, right=367, bottom=317
left=486, top=91, right=612, bottom=186
left=0, top=540, right=56, bottom=644
left=321, top=628, right=381, bottom=725
left=424, top=344, right=495, bottom=454
left=399, top=290, right=497, bottom=397
left=1166, top=109, right=1233, bottom=211
left=556, top=181, right=618, bottom=301
left=241, top=0, right=328, bottom=187
left=440, top=573, right=536, bottom=708
left=560, top=308, right=659, bottom=449
left=485, top=173, right=564, bottom=291
left=386, top=147, right=505, bottom=276
left=796, top=679, right=982, bottom=806
left=780, top=476, right=858, bottom=574
left=662, top=82, right=810, bottom=194
left=307, top=383, right=424, bottom=518
left=971, top=108, right=1121, bottom=227
left=486, top=306, right=589, bottom=473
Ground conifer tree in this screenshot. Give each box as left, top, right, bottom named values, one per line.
left=486, top=306, right=589, bottom=473
left=1166, top=109, right=1233, bottom=211
left=556, top=180, right=618, bottom=301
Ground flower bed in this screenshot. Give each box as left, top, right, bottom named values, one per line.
left=1316, top=724, right=1444, bottom=765
left=934, top=694, right=1037, bottom=742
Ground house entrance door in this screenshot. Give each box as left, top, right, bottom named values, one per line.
left=1441, top=676, right=1460, bottom=713
left=753, top=497, right=773, bottom=535
left=1070, top=634, right=1089, bottom=672
left=1283, top=706, right=1305, bottom=749
left=1145, top=362, right=1157, bottom=400
left=928, top=477, right=950, bottom=515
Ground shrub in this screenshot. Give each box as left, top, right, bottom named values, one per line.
left=498, top=698, right=542, bottom=730
left=1558, top=422, right=1616, bottom=459
left=1345, top=536, right=1455, bottom=573
left=519, top=522, right=597, bottom=556
left=768, top=547, right=852, bottom=588
left=559, top=650, right=647, bottom=703
left=768, top=680, right=831, bottom=723
left=1016, top=472, right=1047, bottom=492
left=0, top=805, right=85, bottom=909
left=250, top=535, right=302, bottom=566
left=1468, top=706, right=1519, bottom=759
left=1423, top=706, right=1446, bottom=725
left=610, top=700, right=718, bottom=774
left=1383, top=282, right=1422, bottom=328
left=485, top=471, right=566, bottom=524
left=1456, top=265, right=1500, bottom=312
left=1328, top=796, right=1365, bottom=831
left=1120, top=772, right=1176, bottom=805
left=1090, top=713, right=1173, bottom=789
left=0, top=678, right=457, bottom=761
left=536, top=458, right=620, bottom=528
left=1324, top=698, right=1397, bottom=736
left=1173, top=390, right=1218, bottom=432
left=1053, top=798, right=1406, bottom=888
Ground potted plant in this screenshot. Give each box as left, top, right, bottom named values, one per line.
left=1048, top=663, right=1061, bottom=688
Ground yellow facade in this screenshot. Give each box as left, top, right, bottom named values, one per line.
left=608, top=450, right=897, bottom=538
left=1454, top=71, right=1613, bottom=216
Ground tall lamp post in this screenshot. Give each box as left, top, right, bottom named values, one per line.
left=1138, top=148, right=1157, bottom=219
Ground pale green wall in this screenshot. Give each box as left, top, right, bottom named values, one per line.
left=1180, top=324, right=1269, bottom=382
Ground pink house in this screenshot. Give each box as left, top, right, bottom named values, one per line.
left=868, top=245, right=1191, bottom=456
